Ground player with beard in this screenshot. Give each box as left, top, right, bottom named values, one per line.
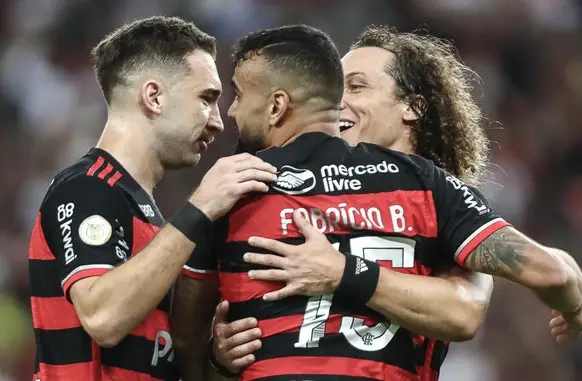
left=205, top=26, right=582, bottom=381
left=28, top=16, right=277, bottom=381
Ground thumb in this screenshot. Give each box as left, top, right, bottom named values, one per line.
left=214, top=300, right=229, bottom=325
left=293, top=209, right=319, bottom=239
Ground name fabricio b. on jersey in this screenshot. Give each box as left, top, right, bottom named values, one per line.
left=320, top=161, right=400, bottom=192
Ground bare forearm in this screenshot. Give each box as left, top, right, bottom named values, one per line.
left=81, top=225, right=195, bottom=341
left=366, top=268, right=491, bottom=341
left=465, top=226, right=582, bottom=313
left=172, top=277, right=220, bottom=381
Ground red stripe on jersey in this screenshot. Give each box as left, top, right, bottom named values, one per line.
left=62, top=267, right=112, bottom=296
left=31, top=296, right=81, bottom=330
left=242, top=356, right=419, bottom=381
left=102, top=365, right=164, bottom=381
left=227, top=191, right=437, bottom=242
left=38, top=362, right=96, bottom=381
left=219, top=272, right=281, bottom=302
left=130, top=308, right=170, bottom=341
left=132, top=217, right=160, bottom=255
left=29, top=213, right=55, bottom=260
left=455, top=218, right=510, bottom=265
left=107, top=171, right=122, bottom=186
left=258, top=313, right=380, bottom=338
left=181, top=267, right=218, bottom=280
left=87, top=156, right=105, bottom=176
left=97, top=163, right=114, bottom=179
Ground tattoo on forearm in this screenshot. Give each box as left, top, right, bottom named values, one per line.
left=466, top=227, right=530, bottom=276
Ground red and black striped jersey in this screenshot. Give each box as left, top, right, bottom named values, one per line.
left=183, top=132, right=509, bottom=381
left=29, top=148, right=178, bottom=381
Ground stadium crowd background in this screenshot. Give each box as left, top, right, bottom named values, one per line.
left=0, top=0, right=581, bottom=380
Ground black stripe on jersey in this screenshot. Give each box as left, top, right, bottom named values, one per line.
left=253, top=375, right=380, bottom=381
left=29, top=259, right=63, bottom=298
left=430, top=341, right=448, bottom=371
left=254, top=331, right=418, bottom=375
left=228, top=296, right=384, bottom=323
left=101, top=334, right=179, bottom=381
left=35, top=327, right=92, bottom=365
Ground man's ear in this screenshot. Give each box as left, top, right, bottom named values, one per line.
left=268, top=90, right=290, bottom=126
left=139, top=79, right=164, bottom=118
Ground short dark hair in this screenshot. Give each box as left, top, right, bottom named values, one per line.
left=352, top=26, right=488, bottom=185
left=232, top=25, right=344, bottom=106
left=92, top=16, right=217, bottom=104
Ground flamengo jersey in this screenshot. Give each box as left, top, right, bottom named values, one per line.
left=183, top=132, right=509, bottom=381
left=29, top=148, right=178, bottom=381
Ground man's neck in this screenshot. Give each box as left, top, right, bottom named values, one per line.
left=96, top=118, right=163, bottom=196
left=270, top=112, right=340, bottom=148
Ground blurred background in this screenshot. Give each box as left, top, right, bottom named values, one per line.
left=1, top=0, right=582, bottom=380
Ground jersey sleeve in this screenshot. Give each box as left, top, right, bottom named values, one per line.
left=180, top=216, right=225, bottom=280
left=40, top=175, right=134, bottom=298
left=432, top=167, right=511, bottom=266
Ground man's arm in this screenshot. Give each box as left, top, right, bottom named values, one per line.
left=172, top=276, right=220, bottom=381
left=366, top=266, right=492, bottom=341
left=463, top=226, right=582, bottom=313
left=51, top=154, right=276, bottom=347
left=244, top=211, right=493, bottom=341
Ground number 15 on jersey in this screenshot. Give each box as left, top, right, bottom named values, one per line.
left=295, top=236, right=416, bottom=352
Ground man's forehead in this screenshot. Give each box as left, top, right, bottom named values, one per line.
left=185, top=50, right=221, bottom=89
left=233, top=56, right=268, bottom=86
left=342, top=47, right=394, bottom=76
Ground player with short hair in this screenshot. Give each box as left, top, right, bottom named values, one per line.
left=28, top=16, right=276, bottom=381
left=170, top=24, right=569, bottom=381
left=208, top=26, right=582, bottom=380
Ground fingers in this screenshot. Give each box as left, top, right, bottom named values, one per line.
left=237, top=168, right=278, bottom=183
left=231, top=154, right=277, bottom=173
left=237, top=180, right=270, bottom=194
left=224, top=330, right=262, bottom=358
left=244, top=253, right=288, bottom=269
left=263, top=286, right=297, bottom=302
left=293, top=209, right=319, bottom=239
left=231, top=353, right=258, bottom=370
left=248, top=236, right=292, bottom=256
left=248, top=269, right=288, bottom=282
left=220, top=317, right=258, bottom=339
left=549, top=315, right=565, bottom=328
left=214, top=300, right=230, bottom=325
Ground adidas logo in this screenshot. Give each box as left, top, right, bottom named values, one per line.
left=355, top=257, right=368, bottom=275
left=272, top=165, right=316, bottom=195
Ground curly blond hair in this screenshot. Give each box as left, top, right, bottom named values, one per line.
left=351, top=26, right=489, bottom=184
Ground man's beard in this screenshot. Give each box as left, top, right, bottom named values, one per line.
left=235, top=132, right=267, bottom=155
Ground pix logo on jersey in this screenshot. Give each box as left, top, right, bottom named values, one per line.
left=272, top=165, right=316, bottom=195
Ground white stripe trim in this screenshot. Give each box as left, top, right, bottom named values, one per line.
left=61, top=264, right=115, bottom=287
left=182, top=265, right=217, bottom=274
left=454, top=218, right=505, bottom=260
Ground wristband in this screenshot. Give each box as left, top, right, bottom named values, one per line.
left=208, top=338, right=239, bottom=379
left=169, top=202, right=212, bottom=246
left=334, top=254, right=380, bottom=306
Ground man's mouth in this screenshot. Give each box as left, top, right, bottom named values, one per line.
left=339, top=119, right=355, bottom=132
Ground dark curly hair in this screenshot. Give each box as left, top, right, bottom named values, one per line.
left=351, top=26, right=489, bottom=184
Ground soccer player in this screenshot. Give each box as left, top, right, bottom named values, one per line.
left=212, top=26, right=582, bottom=379
left=171, top=24, right=529, bottom=381
left=210, top=25, right=497, bottom=380
left=28, top=16, right=276, bottom=381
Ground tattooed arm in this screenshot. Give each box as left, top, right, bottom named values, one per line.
left=464, top=226, right=582, bottom=314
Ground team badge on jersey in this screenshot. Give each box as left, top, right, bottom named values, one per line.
left=78, top=215, right=112, bottom=246
left=272, top=165, right=316, bottom=195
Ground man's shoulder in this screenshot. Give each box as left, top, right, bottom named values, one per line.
left=353, top=142, right=437, bottom=181
left=41, top=154, right=126, bottom=211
